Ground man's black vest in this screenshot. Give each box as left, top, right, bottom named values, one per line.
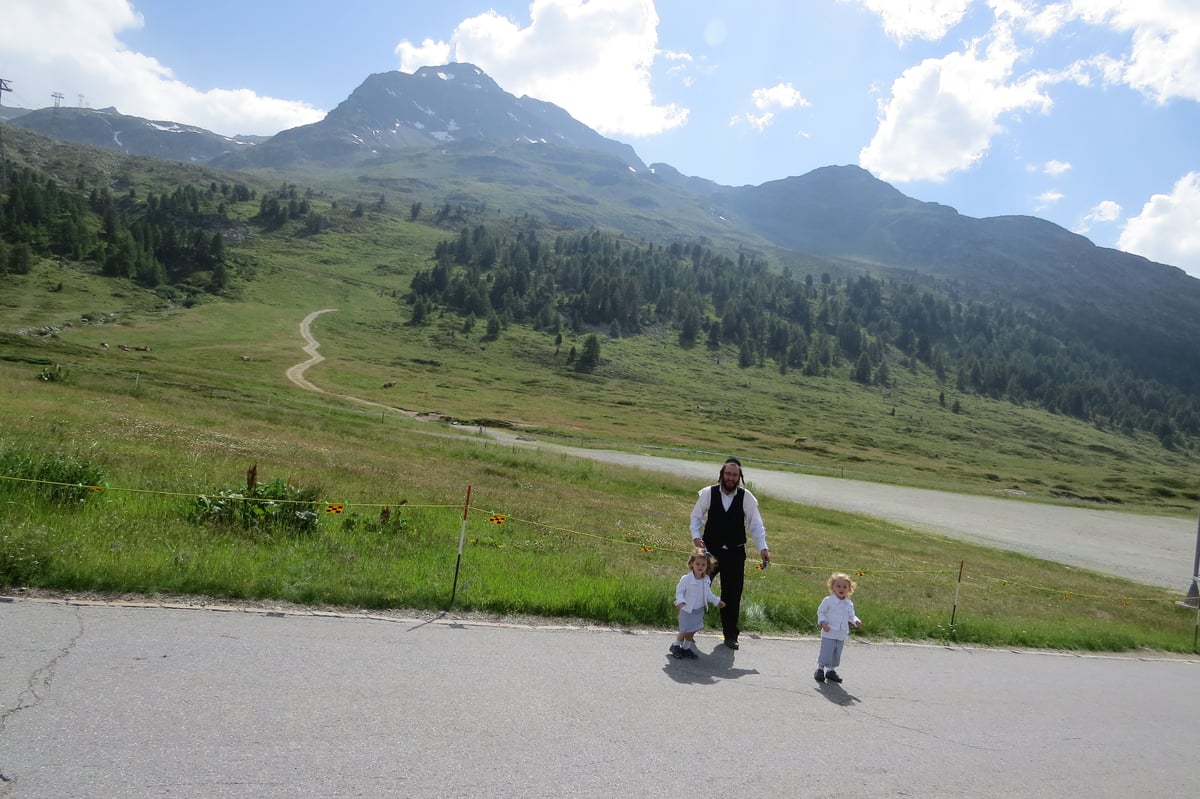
left=702, top=485, right=746, bottom=549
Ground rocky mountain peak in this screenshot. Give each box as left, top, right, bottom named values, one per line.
left=231, top=63, right=644, bottom=170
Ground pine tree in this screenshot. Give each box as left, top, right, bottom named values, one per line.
left=577, top=334, right=601, bottom=372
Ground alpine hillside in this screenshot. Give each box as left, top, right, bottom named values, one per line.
left=3, top=62, right=1200, bottom=469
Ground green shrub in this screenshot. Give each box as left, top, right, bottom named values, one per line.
left=0, top=447, right=105, bottom=505
left=189, top=475, right=321, bottom=535
left=38, top=363, right=68, bottom=382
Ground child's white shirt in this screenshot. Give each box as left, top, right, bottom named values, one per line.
left=676, top=572, right=721, bottom=611
left=817, top=594, right=860, bottom=641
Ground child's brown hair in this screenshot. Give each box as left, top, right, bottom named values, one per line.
left=690, top=547, right=716, bottom=575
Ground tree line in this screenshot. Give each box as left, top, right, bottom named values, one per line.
left=0, top=166, right=255, bottom=293
left=408, top=225, right=1199, bottom=449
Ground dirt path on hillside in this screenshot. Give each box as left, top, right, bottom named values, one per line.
left=285, top=310, right=1198, bottom=591
left=284, top=308, right=337, bottom=392
left=285, top=308, right=425, bottom=417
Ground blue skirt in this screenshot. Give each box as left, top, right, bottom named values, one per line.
left=678, top=607, right=706, bottom=634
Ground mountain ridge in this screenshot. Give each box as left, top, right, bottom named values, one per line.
left=11, top=64, right=1189, bottom=281
left=210, top=63, right=645, bottom=171
left=8, top=105, right=263, bottom=162
left=5, top=62, right=1199, bottom=399
left=5, top=64, right=1187, bottom=276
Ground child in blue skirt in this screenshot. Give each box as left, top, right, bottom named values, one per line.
left=671, top=548, right=724, bottom=659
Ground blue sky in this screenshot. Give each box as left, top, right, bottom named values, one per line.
left=3, top=0, right=1198, bottom=277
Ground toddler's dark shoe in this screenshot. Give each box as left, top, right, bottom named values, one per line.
left=825, top=670, right=843, bottom=684
left=683, top=648, right=699, bottom=659
left=669, top=644, right=684, bottom=659
left=813, top=668, right=825, bottom=683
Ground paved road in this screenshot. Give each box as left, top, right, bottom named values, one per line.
left=1, top=599, right=1196, bottom=798
left=481, top=435, right=1198, bottom=592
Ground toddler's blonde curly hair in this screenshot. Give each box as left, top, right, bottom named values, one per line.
left=827, top=572, right=856, bottom=594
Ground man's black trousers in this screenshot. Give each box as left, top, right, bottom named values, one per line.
left=710, top=547, right=746, bottom=643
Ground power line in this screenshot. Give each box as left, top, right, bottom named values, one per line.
left=0, top=77, right=12, bottom=192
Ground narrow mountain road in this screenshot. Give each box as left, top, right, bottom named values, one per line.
left=286, top=310, right=1198, bottom=592
left=1, top=600, right=1195, bottom=798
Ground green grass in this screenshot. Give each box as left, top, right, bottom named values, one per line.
left=1, top=156, right=1198, bottom=654
left=1, top=364, right=1195, bottom=654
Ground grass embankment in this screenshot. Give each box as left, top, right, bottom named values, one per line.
left=1, top=178, right=1197, bottom=654
left=1, top=355, right=1195, bottom=654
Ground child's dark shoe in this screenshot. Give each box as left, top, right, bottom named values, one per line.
left=825, top=670, right=842, bottom=684
left=813, top=669, right=825, bottom=683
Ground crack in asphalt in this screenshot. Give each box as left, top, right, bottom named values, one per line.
left=0, top=605, right=85, bottom=795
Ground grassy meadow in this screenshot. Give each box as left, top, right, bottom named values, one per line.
left=2, top=165, right=1199, bottom=654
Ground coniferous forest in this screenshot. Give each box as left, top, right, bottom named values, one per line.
left=409, top=225, right=1199, bottom=448
left=0, top=165, right=249, bottom=296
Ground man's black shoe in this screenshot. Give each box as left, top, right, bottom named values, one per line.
left=724, top=639, right=739, bottom=650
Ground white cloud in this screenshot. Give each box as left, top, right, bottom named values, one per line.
left=750, top=114, right=773, bottom=132
left=395, top=0, right=688, bottom=137
left=729, top=82, right=809, bottom=132
left=859, top=21, right=1057, bottom=182
left=1042, top=0, right=1200, bottom=103
left=752, top=83, right=809, bottom=111
left=1075, top=200, right=1122, bottom=235
left=395, top=38, right=452, bottom=70
left=730, top=112, right=775, bottom=132
left=0, top=0, right=324, bottom=136
left=1035, top=190, right=1064, bottom=209
left=1118, top=173, right=1200, bottom=276
left=849, top=0, right=973, bottom=42
left=1025, top=159, right=1072, bottom=175
left=1019, top=1, right=1073, bottom=38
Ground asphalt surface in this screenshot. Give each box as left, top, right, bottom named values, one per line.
left=1, top=598, right=1196, bottom=799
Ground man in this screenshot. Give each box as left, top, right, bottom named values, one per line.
left=690, top=456, right=771, bottom=650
